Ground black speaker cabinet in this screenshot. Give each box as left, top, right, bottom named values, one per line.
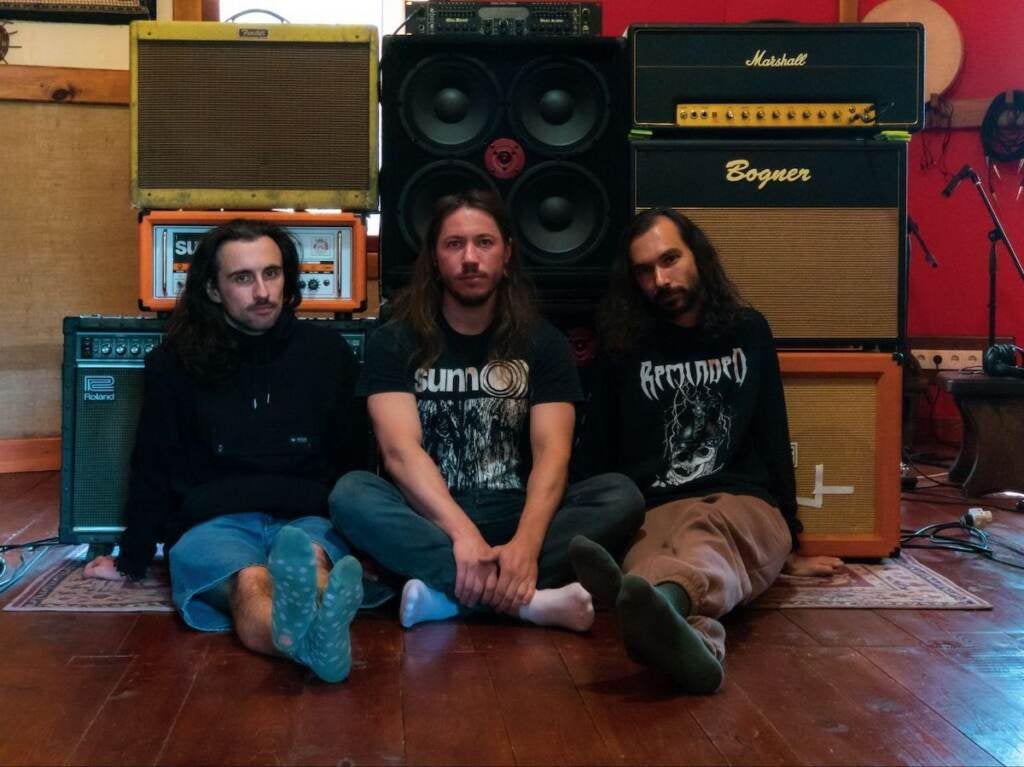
left=632, top=138, right=907, bottom=348
left=379, top=34, right=628, bottom=304
left=59, top=316, right=376, bottom=545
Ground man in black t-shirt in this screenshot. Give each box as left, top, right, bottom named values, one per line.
left=330, top=190, right=643, bottom=631
left=571, top=208, right=842, bottom=692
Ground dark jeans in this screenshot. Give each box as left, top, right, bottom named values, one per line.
left=329, top=471, right=644, bottom=597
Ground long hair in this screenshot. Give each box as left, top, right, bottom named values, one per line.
left=599, top=207, right=746, bottom=358
left=163, top=219, right=302, bottom=382
left=389, top=189, right=537, bottom=370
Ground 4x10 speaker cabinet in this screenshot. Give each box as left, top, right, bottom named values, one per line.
left=379, top=34, right=628, bottom=303
left=782, top=352, right=902, bottom=558
left=131, top=22, right=378, bottom=211
left=59, top=316, right=376, bottom=545
left=633, top=138, right=907, bottom=347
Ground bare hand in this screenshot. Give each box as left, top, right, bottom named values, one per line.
left=480, top=537, right=539, bottom=614
left=783, top=553, right=844, bottom=577
left=83, top=555, right=128, bottom=581
left=452, top=535, right=498, bottom=607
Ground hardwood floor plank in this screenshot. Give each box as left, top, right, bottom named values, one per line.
left=400, top=620, right=475, bottom=655
left=286, top=656, right=405, bottom=766
left=782, top=609, right=920, bottom=647
left=402, top=651, right=515, bottom=766
left=468, top=618, right=558, bottom=653
left=0, top=612, right=139, bottom=666
left=722, top=608, right=819, bottom=646
left=67, top=657, right=200, bottom=767
left=485, top=642, right=616, bottom=766
left=559, top=645, right=726, bottom=766
left=0, top=655, right=132, bottom=767
left=0, top=472, right=58, bottom=544
left=862, top=644, right=1024, bottom=765
left=351, top=610, right=405, bottom=662
left=116, top=614, right=213, bottom=663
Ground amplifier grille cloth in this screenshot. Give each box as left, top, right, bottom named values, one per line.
left=680, top=208, right=899, bottom=340
left=784, top=378, right=877, bottom=535
left=137, top=41, right=371, bottom=190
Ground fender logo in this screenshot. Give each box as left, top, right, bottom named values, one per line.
left=745, top=49, right=808, bottom=67
left=725, top=159, right=812, bottom=189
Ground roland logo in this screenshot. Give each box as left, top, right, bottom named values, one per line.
left=83, top=375, right=115, bottom=402
left=745, top=49, right=808, bottom=67
left=725, top=159, right=812, bottom=190
left=238, top=28, right=269, bottom=38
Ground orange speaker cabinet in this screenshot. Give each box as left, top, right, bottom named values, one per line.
left=780, top=352, right=902, bottom=558
left=139, top=210, right=366, bottom=314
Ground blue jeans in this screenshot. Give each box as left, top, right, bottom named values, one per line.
left=329, top=472, right=644, bottom=599
left=168, top=512, right=397, bottom=632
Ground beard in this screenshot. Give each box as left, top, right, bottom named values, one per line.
left=653, top=284, right=700, bottom=321
left=442, top=272, right=502, bottom=308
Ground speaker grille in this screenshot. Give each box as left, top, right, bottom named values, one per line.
left=136, top=40, right=371, bottom=192
left=686, top=207, right=899, bottom=341
left=785, top=378, right=878, bottom=535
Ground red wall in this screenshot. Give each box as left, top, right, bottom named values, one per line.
left=602, top=0, right=1024, bottom=345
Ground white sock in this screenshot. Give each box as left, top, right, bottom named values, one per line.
left=517, top=582, right=594, bottom=632
left=400, top=579, right=459, bottom=628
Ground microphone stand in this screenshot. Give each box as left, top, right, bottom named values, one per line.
left=950, top=168, right=1024, bottom=348
left=907, top=215, right=939, bottom=268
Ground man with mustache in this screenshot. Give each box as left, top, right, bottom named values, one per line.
left=331, top=190, right=643, bottom=632
left=571, top=208, right=841, bottom=693
left=84, top=220, right=370, bottom=683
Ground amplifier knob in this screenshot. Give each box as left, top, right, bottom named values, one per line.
left=832, top=110, right=841, bottom=119
left=99, top=343, right=112, bottom=356
left=756, top=110, right=764, bottom=119
left=323, top=279, right=330, bottom=287
left=299, top=279, right=307, bottom=289
left=115, top=344, right=126, bottom=356
left=817, top=110, right=826, bottom=119
left=307, top=279, right=320, bottom=291
left=787, top=110, right=796, bottom=119
left=129, top=344, right=140, bottom=356
left=772, top=110, right=781, bottom=119
left=726, top=110, right=734, bottom=119
left=741, top=110, right=749, bottom=119
left=803, top=110, right=811, bottom=119
left=700, top=109, right=708, bottom=118
left=144, top=342, right=155, bottom=354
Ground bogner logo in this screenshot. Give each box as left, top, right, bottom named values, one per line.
left=745, top=49, right=808, bottom=67
left=83, top=375, right=115, bottom=402
left=725, top=159, right=812, bottom=190
left=239, top=28, right=269, bottom=38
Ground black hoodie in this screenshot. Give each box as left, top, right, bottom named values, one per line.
left=115, top=311, right=366, bottom=579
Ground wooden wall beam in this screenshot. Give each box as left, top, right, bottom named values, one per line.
left=0, top=65, right=128, bottom=105
left=0, top=438, right=60, bottom=474
left=838, top=0, right=858, bottom=22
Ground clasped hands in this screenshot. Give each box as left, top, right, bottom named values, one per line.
left=452, top=534, right=539, bottom=614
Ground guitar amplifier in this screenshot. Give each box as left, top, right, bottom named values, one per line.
left=131, top=21, right=378, bottom=210
left=630, top=23, right=924, bottom=132
left=138, top=211, right=367, bottom=314
left=59, top=315, right=376, bottom=545
left=404, top=1, right=601, bottom=36
left=632, top=138, right=907, bottom=348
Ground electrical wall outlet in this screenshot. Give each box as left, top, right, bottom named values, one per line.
left=911, top=348, right=984, bottom=371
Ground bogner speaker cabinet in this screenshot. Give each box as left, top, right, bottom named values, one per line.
left=781, top=352, right=902, bottom=558
left=379, top=34, right=629, bottom=302
left=59, top=316, right=375, bottom=544
left=131, top=22, right=379, bottom=211
left=632, top=139, right=907, bottom=348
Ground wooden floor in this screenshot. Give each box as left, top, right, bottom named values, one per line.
left=2, top=470, right=1024, bottom=767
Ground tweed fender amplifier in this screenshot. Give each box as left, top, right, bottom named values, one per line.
left=781, top=353, right=902, bottom=558
left=632, top=139, right=907, bottom=347
left=379, top=34, right=628, bottom=302
left=629, top=23, right=924, bottom=132
left=59, top=316, right=376, bottom=544
left=130, top=21, right=378, bottom=210
left=138, top=211, right=367, bottom=313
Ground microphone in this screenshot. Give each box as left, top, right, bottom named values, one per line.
left=942, top=164, right=974, bottom=197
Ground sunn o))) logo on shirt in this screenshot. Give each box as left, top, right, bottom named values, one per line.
left=725, top=159, right=812, bottom=190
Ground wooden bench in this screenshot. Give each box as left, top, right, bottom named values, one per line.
left=938, top=371, right=1024, bottom=497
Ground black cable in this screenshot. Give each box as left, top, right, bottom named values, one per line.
left=0, top=536, right=58, bottom=553
left=392, top=3, right=424, bottom=35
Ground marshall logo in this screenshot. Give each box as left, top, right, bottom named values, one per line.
left=238, top=28, right=269, bottom=38
left=745, top=49, right=808, bottom=67
left=725, top=159, right=812, bottom=190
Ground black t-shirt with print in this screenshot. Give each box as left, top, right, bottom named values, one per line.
left=361, top=315, right=582, bottom=492
left=574, top=308, right=800, bottom=544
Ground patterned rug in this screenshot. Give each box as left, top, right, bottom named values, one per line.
left=4, top=546, right=173, bottom=613
left=752, top=554, right=991, bottom=610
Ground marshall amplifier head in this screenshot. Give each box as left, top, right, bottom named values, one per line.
left=632, top=138, right=907, bottom=348
left=138, top=211, right=367, bottom=314
left=629, top=23, right=924, bottom=132
left=130, top=21, right=378, bottom=210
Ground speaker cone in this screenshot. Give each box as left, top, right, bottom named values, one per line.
left=399, top=54, right=500, bottom=155
left=509, top=162, right=609, bottom=265
left=397, top=161, right=500, bottom=254
left=508, top=57, right=609, bottom=156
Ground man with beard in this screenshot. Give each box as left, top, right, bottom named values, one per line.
left=84, top=220, right=369, bottom=683
left=570, top=207, right=841, bottom=693
left=330, top=190, right=643, bottom=631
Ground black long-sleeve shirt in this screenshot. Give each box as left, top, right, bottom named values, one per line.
left=115, top=312, right=366, bottom=578
left=574, top=308, right=801, bottom=547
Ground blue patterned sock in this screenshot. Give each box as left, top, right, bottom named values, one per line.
left=268, top=526, right=319, bottom=655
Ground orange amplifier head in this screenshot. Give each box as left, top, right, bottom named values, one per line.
left=139, top=211, right=367, bottom=314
